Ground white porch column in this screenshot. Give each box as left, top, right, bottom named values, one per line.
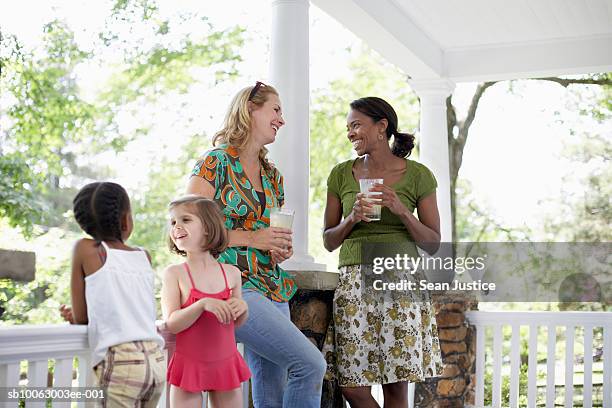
left=409, top=79, right=455, bottom=243
left=268, top=0, right=325, bottom=271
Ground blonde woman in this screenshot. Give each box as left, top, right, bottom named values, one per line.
left=186, top=82, right=326, bottom=408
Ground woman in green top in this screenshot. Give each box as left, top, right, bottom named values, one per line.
left=322, top=97, right=442, bottom=407
left=187, top=82, right=326, bottom=407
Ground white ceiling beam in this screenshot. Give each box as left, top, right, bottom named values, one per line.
left=446, top=34, right=612, bottom=82
left=312, top=0, right=443, bottom=78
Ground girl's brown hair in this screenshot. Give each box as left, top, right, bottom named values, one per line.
left=167, top=196, right=228, bottom=257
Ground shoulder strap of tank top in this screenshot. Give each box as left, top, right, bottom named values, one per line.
left=183, top=263, right=196, bottom=289
left=219, top=263, right=230, bottom=291
left=97, top=241, right=108, bottom=264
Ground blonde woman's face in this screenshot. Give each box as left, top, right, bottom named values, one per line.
left=250, top=94, right=285, bottom=146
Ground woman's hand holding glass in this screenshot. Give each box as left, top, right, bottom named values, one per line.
left=270, top=244, right=293, bottom=266
left=370, top=183, right=407, bottom=216
left=349, top=192, right=375, bottom=224
left=251, top=227, right=292, bottom=253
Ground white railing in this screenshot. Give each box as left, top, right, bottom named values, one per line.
left=466, top=311, right=612, bottom=408
left=0, top=324, right=249, bottom=408
left=0, top=324, right=91, bottom=408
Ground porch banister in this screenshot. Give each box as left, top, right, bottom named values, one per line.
left=546, top=324, right=557, bottom=408
left=584, top=324, right=593, bottom=408
left=268, top=0, right=325, bottom=271
left=408, top=79, right=455, bottom=243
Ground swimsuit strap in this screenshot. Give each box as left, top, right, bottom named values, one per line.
left=219, top=263, right=230, bottom=291
left=183, top=263, right=196, bottom=290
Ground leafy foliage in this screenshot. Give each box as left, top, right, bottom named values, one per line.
left=0, top=223, right=75, bottom=324
left=1, top=23, right=102, bottom=232
left=0, top=0, right=244, bottom=233
left=0, top=154, right=41, bottom=236
left=0, top=0, right=244, bottom=322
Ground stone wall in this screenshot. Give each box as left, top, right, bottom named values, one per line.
left=289, top=271, right=344, bottom=408
left=415, top=293, right=478, bottom=407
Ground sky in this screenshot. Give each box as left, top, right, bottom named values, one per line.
left=1, top=0, right=608, bottom=237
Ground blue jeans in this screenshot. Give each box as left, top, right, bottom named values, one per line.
left=235, top=289, right=326, bottom=408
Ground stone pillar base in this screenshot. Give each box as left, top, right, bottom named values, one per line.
left=415, top=293, right=478, bottom=407
left=289, top=270, right=343, bottom=408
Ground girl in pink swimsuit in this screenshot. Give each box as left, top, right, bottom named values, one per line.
left=162, top=195, right=250, bottom=408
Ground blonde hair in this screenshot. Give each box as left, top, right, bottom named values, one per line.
left=167, top=196, right=228, bottom=258
left=213, top=83, right=280, bottom=175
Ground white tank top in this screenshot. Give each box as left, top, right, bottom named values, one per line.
left=85, top=241, right=164, bottom=367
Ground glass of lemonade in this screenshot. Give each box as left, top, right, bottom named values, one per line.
left=270, top=207, right=295, bottom=229
left=270, top=208, right=294, bottom=250
left=358, top=178, right=383, bottom=221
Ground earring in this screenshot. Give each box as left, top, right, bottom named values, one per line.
left=378, top=134, right=384, bottom=141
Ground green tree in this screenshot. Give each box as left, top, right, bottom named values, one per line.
left=541, top=80, right=611, bottom=243
left=448, top=74, right=612, bottom=242
left=0, top=0, right=245, bottom=323
left=1, top=22, right=104, bottom=233
left=0, top=0, right=244, bottom=234
left=454, top=179, right=530, bottom=243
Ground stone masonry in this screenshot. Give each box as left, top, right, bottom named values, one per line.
left=415, top=293, right=478, bottom=408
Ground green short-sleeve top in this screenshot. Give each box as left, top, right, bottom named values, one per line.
left=191, top=144, right=297, bottom=302
left=327, top=158, right=438, bottom=267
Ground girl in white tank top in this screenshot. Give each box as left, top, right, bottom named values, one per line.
left=63, top=182, right=165, bottom=407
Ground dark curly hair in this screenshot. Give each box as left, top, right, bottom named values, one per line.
left=350, top=96, right=415, bottom=158
left=73, top=182, right=131, bottom=242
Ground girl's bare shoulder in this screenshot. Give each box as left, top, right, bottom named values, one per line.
left=73, top=237, right=99, bottom=251
left=162, top=263, right=186, bottom=279
left=72, top=239, right=105, bottom=275
left=221, top=263, right=242, bottom=283
left=72, top=238, right=104, bottom=260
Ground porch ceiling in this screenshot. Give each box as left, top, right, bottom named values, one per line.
left=312, top=0, right=612, bottom=82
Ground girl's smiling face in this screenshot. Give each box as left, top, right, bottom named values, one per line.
left=169, top=205, right=205, bottom=253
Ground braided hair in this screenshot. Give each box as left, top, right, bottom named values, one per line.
left=73, top=182, right=131, bottom=242
left=349, top=97, right=415, bottom=158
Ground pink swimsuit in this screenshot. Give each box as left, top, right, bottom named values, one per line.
left=167, top=263, right=250, bottom=392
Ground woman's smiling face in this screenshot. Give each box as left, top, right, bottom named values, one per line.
left=250, top=93, right=285, bottom=146
left=346, top=109, right=381, bottom=156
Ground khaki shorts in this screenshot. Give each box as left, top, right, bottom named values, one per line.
left=93, top=340, right=165, bottom=408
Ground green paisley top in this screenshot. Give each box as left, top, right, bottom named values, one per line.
left=191, top=144, right=297, bottom=302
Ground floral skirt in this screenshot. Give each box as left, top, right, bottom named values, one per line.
left=322, top=265, right=442, bottom=387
